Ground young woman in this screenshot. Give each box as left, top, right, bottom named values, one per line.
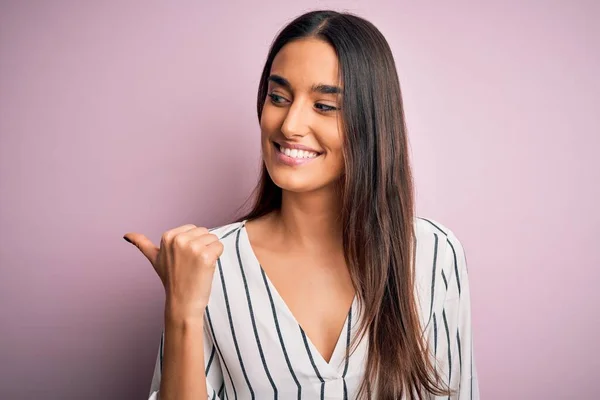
left=124, top=9, right=479, bottom=400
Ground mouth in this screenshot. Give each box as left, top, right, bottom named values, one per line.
left=273, top=142, right=323, bottom=159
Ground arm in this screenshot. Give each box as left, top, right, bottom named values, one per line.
left=148, top=312, right=224, bottom=400
left=124, top=225, right=226, bottom=400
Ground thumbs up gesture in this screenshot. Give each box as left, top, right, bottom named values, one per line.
left=123, top=225, right=224, bottom=321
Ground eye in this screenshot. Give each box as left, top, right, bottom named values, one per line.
left=267, top=93, right=287, bottom=104
left=315, top=103, right=339, bottom=112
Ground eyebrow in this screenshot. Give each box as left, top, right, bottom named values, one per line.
left=267, top=74, right=343, bottom=95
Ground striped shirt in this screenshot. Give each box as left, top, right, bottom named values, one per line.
left=148, top=217, right=479, bottom=399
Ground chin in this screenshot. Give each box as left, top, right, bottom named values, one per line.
left=269, top=173, right=318, bottom=193
left=269, top=171, right=342, bottom=195
left=263, top=150, right=343, bottom=193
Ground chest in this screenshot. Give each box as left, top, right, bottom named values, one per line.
left=253, top=247, right=355, bottom=364
left=205, top=225, right=373, bottom=398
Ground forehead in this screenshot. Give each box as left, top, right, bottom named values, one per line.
left=270, top=38, right=340, bottom=88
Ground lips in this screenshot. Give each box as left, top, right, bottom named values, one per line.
left=273, top=143, right=319, bottom=160
left=272, top=141, right=321, bottom=166
left=273, top=141, right=323, bottom=155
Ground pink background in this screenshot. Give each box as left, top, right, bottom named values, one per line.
left=1, top=1, right=598, bottom=399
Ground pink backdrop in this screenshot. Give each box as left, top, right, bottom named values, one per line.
left=1, top=1, right=598, bottom=399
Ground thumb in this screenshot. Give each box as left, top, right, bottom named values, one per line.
left=123, top=233, right=159, bottom=266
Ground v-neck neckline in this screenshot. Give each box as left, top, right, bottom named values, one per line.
left=239, top=219, right=356, bottom=374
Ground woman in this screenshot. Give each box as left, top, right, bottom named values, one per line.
left=124, top=9, right=479, bottom=400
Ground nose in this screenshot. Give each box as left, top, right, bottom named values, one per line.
left=280, top=98, right=311, bottom=138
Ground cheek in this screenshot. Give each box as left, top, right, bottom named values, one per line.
left=323, top=130, right=345, bottom=158
left=259, top=113, right=279, bottom=156
left=259, top=117, right=273, bottom=146
left=260, top=104, right=281, bottom=133
left=331, top=134, right=346, bottom=172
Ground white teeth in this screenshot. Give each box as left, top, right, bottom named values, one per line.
left=279, top=145, right=318, bottom=159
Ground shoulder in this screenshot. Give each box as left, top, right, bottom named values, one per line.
left=414, top=215, right=467, bottom=260
left=207, top=219, right=245, bottom=240
left=412, top=216, right=471, bottom=328
left=413, top=216, right=469, bottom=296
left=206, top=219, right=249, bottom=261
left=414, top=216, right=463, bottom=245
left=414, top=216, right=467, bottom=266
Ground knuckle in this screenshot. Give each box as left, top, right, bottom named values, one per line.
left=199, top=251, right=213, bottom=266
left=181, top=225, right=197, bottom=234
left=173, top=234, right=188, bottom=248
left=204, top=233, right=219, bottom=242
left=189, top=240, right=203, bottom=253
left=161, top=230, right=175, bottom=243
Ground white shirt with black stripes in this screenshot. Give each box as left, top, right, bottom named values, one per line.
left=148, top=217, right=480, bottom=399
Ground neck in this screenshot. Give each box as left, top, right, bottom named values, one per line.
left=272, top=184, right=343, bottom=252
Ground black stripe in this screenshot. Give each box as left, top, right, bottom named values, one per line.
left=342, top=306, right=352, bottom=400
left=456, top=329, right=462, bottom=373
left=260, top=267, right=302, bottom=399
left=159, top=330, right=164, bottom=372
left=457, top=330, right=462, bottom=376
left=342, top=308, right=352, bottom=377
left=446, top=238, right=462, bottom=295
left=212, top=388, right=216, bottom=400
left=205, top=343, right=216, bottom=375
left=427, top=233, right=440, bottom=328
left=419, top=217, right=448, bottom=235
left=235, top=230, right=278, bottom=399
left=206, top=307, right=237, bottom=400
left=217, top=257, right=254, bottom=398
left=220, top=225, right=243, bottom=240
left=300, top=328, right=325, bottom=400
left=419, top=218, right=462, bottom=296
left=441, top=269, right=448, bottom=290
left=470, top=340, right=473, bottom=400
left=433, top=312, right=438, bottom=358
left=442, top=309, right=452, bottom=399
left=218, top=381, right=225, bottom=399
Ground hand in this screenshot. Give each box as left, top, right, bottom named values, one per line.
left=123, top=225, right=224, bottom=320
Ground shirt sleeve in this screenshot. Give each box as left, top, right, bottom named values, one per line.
left=147, top=319, right=225, bottom=400
left=436, top=230, right=480, bottom=399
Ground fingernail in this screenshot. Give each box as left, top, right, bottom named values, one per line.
left=123, top=236, right=133, bottom=244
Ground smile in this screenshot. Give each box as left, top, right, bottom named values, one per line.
left=273, top=142, right=322, bottom=166
left=276, top=143, right=320, bottom=159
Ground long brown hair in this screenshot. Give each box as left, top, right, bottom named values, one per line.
left=235, top=10, right=451, bottom=399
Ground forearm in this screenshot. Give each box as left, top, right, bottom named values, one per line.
left=159, top=314, right=208, bottom=400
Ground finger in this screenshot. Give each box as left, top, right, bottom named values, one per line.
left=180, top=226, right=210, bottom=238
left=163, top=224, right=198, bottom=241
left=182, top=229, right=217, bottom=246
left=123, top=233, right=159, bottom=265
left=205, top=239, right=225, bottom=262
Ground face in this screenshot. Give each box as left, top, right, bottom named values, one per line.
left=260, top=37, right=345, bottom=194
